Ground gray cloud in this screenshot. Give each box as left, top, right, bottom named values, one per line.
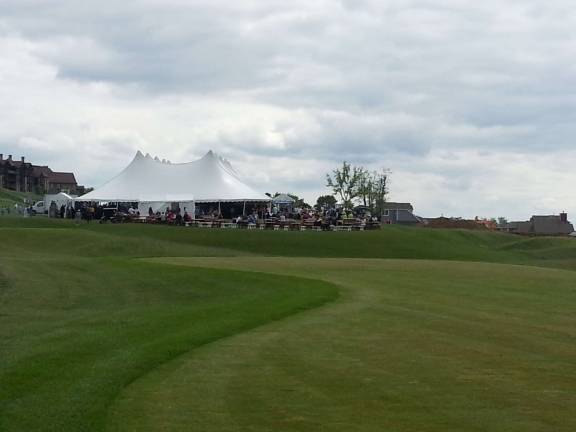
left=0, top=0, right=575, bottom=218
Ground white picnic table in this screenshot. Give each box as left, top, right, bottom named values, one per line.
left=220, top=223, right=238, bottom=229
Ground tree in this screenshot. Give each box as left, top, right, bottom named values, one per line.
left=370, top=169, right=389, bottom=220
left=356, top=168, right=373, bottom=208
left=326, top=161, right=363, bottom=209
left=315, top=195, right=337, bottom=210
left=287, top=193, right=311, bottom=209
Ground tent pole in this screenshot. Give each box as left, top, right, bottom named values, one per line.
left=243, top=201, right=246, bottom=216
left=218, top=200, right=221, bottom=217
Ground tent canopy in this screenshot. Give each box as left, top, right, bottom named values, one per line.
left=77, top=150, right=269, bottom=203
left=272, top=193, right=295, bottom=204
left=47, top=192, right=75, bottom=201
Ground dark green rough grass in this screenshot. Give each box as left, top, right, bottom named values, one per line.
left=0, top=227, right=242, bottom=258
left=1, top=217, right=576, bottom=431
left=4, top=216, right=576, bottom=266
left=118, top=258, right=576, bottom=432
left=77, top=220, right=576, bottom=268
left=0, top=188, right=40, bottom=209
left=0, top=222, right=337, bottom=432
left=81, top=222, right=517, bottom=260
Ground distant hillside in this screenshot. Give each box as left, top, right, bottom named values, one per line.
left=2, top=217, right=576, bottom=269
left=0, top=188, right=41, bottom=209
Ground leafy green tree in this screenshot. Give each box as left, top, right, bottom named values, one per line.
left=315, top=195, right=337, bottom=210
left=288, top=193, right=311, bottom=209
left=370, top=169, right=389, bottom=219
left=356, top=168, right=373, bottom=208
left=325, top=162, right=390, bottom=215
left=326, top=161, right=363, bottom=209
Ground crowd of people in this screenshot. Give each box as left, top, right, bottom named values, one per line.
left=261, top=206, right=380, bottom=229
left=144, top=206, right=194, bottom=225
left=10, top=199, right=380, bottom=230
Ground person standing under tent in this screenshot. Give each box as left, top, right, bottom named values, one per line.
left=89, top=204, right=95, bottom=223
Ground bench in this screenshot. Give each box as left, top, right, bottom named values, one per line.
left=220, top=223, right=238, bottom=229
left=332, top=225, right=352, bottom=232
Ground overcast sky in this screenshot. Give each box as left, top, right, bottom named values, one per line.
left=1, top=0, right=575, bottom=219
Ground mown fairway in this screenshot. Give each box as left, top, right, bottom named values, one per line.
left=0, top=222, right=337, bottom=432
left=1, top=218, right=575, bottom=431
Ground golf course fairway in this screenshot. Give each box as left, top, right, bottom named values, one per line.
left=1, top=219, right=575, bottom=431
left=107, top=257, right=575, bottom=432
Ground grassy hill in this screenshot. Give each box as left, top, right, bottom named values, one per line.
left=1, top=218, right=575, bottom=431
left=0, top=187, right=41, bottom=210
left=5, top=216, right=576, bottom=268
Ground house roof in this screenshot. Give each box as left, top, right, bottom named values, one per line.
left=32, top=166, right=53, bottom=177
left=31, top=165, right=76, bottom=184
left=531, top=215, right=574, bottom=235
left=49, top=172, right=77, bottom=184
left=383, top=202, right=414, bottom=211
left=1, top=159, right=31, bottom=168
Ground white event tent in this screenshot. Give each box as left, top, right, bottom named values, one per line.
left=77, top=150, right=269, bottom=214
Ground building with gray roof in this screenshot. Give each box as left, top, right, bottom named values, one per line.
left=505, top=213, right=573, bottom=235
left=381, top=202, right=424, bottom=225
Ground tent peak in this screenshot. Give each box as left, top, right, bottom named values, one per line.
left=135, top=150, right=145, bottom=159
left=77, top=149, right=269, bottom=202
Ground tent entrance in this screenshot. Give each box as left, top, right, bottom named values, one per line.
left=194, top=201, right=269, bottom=219
left=137, top=201, right=195, bottom=218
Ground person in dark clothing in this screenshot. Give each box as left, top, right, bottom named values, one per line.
left=59, top=205, right=66, bottom=219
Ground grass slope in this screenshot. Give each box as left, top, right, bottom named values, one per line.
left=119, top=257, right=576, bottom=432
left=4, top=216, right=576, bottom=268
left=0, top=188, right=40, bottom=209
left=0, top=224, right=337, bottom=432
left=81, top=222, right=576, bottom=268
left=1, top=217, right=575, bottom=431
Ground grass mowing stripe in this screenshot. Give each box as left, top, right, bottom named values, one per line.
left=2, top=218, right=576, bottom=431
left=121, top=257, right=576, bottom=432
left=0, top=257, right=338, bottom=432
left=5, top=217, right=576, bottom=268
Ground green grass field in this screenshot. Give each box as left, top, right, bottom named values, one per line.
left=1, top=217, right=575, bottom=431
left=0, top=187, right=40, bottom=210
